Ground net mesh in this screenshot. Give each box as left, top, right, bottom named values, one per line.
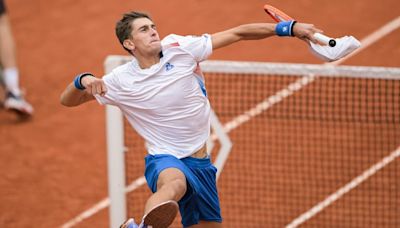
left=120, top=60, right=400, bottom=227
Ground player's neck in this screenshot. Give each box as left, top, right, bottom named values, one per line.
left=135, top=52, right=161, bottom=69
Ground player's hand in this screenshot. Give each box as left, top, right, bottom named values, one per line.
left=292, top=23, right=323, bottom=44
left=81, top=76, right=107, bottom=96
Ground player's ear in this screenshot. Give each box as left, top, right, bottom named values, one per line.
left=123, top=39, right=135, bottom=52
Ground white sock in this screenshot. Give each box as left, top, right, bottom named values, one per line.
left=3, top=67, right=21, bottom=96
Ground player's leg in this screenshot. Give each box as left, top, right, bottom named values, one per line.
left=121, top=155, right=187, bottom=228
left=139, top=168, right=185, bottom=227
left=123, top=155, right=190, bottom=228
left=121, top=173, right=183, bottom=228
left=144, top=167, right=187, bottom=214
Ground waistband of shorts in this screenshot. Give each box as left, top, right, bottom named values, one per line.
left=145, top=154, right=212, bottom=168
left=181, top=156, right=212, bottom=168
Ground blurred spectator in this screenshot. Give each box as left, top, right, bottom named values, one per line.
left=0, top=0, right=33, bottom=116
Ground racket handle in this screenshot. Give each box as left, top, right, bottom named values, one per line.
left=313, top=33, right=336, bottom=47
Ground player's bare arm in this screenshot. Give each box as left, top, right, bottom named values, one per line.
left=60, top=75, right=107, bottom=107
left=211, top=23, right=275, bottom=50
left=211, top=23, right=322, bottom=50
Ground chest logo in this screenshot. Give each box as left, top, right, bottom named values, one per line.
left=165, top=62, right=174, bottom=71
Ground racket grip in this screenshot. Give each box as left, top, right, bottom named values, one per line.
left=313, top=33, right=336, bottom=47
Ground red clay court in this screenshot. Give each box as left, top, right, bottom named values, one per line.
left=0, top=0, right=399, bottom=227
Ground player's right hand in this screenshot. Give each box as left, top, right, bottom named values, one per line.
left=292, top=23, right=323, bottom=44
left=81, top=76, right=107, bottom=96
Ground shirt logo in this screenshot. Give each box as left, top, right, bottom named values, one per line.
left=165, top=62, right=174, bottom=71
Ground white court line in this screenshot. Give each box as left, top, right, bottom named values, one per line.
left=286, top=147, right=400, bottom=228
left=61, top=198, right=110, bottom=228
left=59, top=16, right=400, bottom=228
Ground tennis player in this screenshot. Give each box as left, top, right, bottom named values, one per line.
left=60, top=11, right=321, bottom=228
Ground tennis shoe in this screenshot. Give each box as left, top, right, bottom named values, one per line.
left=120, top=218, right=139, bottom=228
left=142, top=200, right=178, bottom=228
left=4, top=92, right=34, bottom=116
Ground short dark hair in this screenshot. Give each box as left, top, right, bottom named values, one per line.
left=115, top=11, right=152, bottom=53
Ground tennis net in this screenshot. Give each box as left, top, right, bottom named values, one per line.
left=105, top=58, right=400, bottom=227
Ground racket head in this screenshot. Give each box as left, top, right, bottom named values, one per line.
left=263, top=4, right=294, bottom=22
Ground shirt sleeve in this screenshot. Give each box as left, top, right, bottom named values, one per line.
left=182, top=34, right=213, bottom=62
left=163, top=34, right=213, bottom=62
left=94, top=72, right=120, bottom=106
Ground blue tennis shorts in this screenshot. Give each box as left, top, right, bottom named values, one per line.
left=144, top=154, right=222, bottom=227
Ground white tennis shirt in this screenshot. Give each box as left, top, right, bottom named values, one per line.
left=95, top=34, right=213, bottom=158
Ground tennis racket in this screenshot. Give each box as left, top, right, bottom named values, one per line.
left=264, top=4, right=336, bottom=47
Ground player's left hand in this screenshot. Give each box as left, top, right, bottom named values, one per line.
left=81, top=76, right=107, bottom=97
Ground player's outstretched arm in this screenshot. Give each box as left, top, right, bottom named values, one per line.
left=211, top=22, right=322, bottom=50
left=60, top=73, right=107, bottom=107
left=211, top=23, right=275, bottom=50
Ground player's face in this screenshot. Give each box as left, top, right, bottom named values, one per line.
left=130, top=18, right=161, bottom=55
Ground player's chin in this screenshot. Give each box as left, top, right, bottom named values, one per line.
left=150, top=40, right=161, bottom=47
left=149, top=42, right=162, bottom=52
